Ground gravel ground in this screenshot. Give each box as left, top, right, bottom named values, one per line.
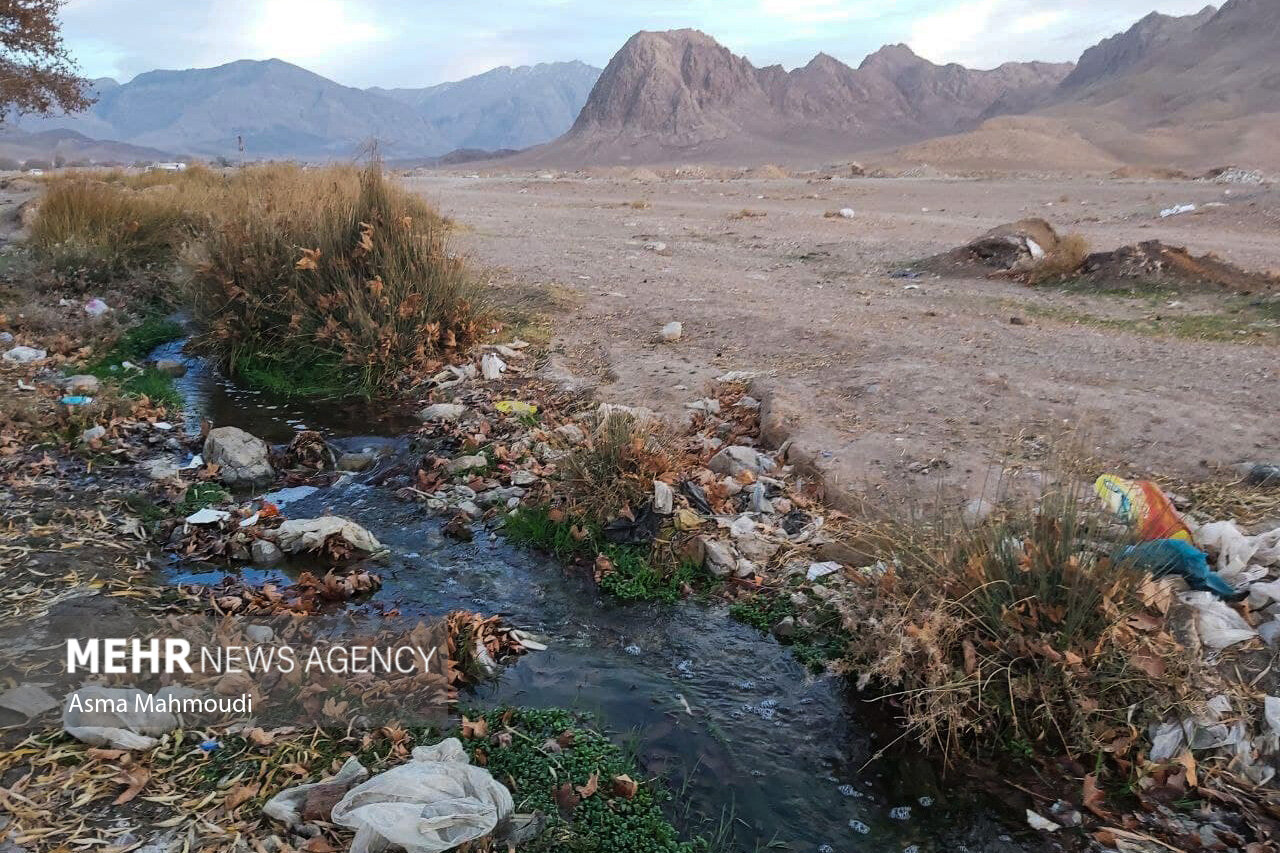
left=410, top=172, right=1279, bottom=508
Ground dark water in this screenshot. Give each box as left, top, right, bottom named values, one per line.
left=160, top=345, right=1041, bottom=853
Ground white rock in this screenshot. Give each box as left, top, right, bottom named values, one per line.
left=3, top=345, right=46, bottom=363
left=660, top=322, right=683, bottom=342
left=709, top=445, right=774, bottom=477
left=511, top=470, right=538, bottom=486
left=418, top=402, right=467, bottom=422
left=81, top=425, right=107, bottom=444
left=702, top=539, right=737, bottom=577
left=244, top=624, right=276, bottom=643
left=685, top=398, right=721, bottom=414
left=448, top=454, right=488, bottom=473
left=643, top=241, right=667, bottom=252
left=1026, top=810, right=1060, bottom=833
left=838, top=208, right=855, bottom=219
left=204, top=426, right=273, bottom=485
left=554, top=423, right=586, bottom=444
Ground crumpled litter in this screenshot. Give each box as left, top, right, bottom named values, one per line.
left=185, top=507, right=230, bottom=525
left=62, top=686, right=193, bottom=750
left=1180, top=591, right=1258, bottom=650
left=275, top=516, right=383, bottom=554
left=1118, top=539, right=1240, bottom=599
left=330, top=737, right=514, bottom=853
left=263, top=756, right=370, bottom=827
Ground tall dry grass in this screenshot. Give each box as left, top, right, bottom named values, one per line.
left=29, top=162, right=481, bottom=396
left=184, top=162, right=480, bottom=396
left=838, top=472, right=1195, bottom=762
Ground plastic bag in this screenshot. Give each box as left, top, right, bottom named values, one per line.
left=62, top=686, right=191, bottom=750
left=275, top=516, right=382, bottom=554
left=1118, top=539, right=1240, bottom=599
left=263, top=756, right=369, bottom=827
left=1095, top=475, right=1191, bottom=542
left=1194, top=521, right=1258, bottom=579
left=331, top=737, right=513, bottom=853
left=1180, top=591, right=1257, bottom=650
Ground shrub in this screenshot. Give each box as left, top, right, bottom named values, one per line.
left=839, top=475, right=1194, bottom=761
left=185, top=162, right=480, bottom=397
left=557, top=411, right=677, bottom=524
left=29, top=179, right=196, bottom=285
left=1025, top=233, right=1089, bottom=285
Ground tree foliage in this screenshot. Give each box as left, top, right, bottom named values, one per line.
left=0, top=0, right=91, bottom=120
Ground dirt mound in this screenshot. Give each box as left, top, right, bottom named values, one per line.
left=1109, top=165, right=1190, bottom=180
left=1082, top=241, right=1280, bottom=293
left=922, top=218, right=1061, bottom=274
left=746, top=163, right=788, bottom=179
left=887, top=117, right=1124, bottom=174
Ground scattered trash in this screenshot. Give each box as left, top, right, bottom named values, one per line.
left=275, top=516, right=383, bottom=556
left=603, top=506, right=661, bottom=545
left=329, top=738, right=514, bottom=853
left=0, top=683, right=59, bottom=719
left=62, top=686, right=186, bottom=750
left=838, top=208, right=855, bottom=219
left=1095, top=475, right=1192, bottom=542
left=1119, top=539, right=1240, bottom=600
left=61, top=395, right=94, bottom=406
left=63, top=374, right=100, bottom=395
left=1247, top=464, right=1280, bottom=487
left=642, top=241, right=667, bottom=253
left=80, top=425, right=107, bottom=444
left=495, top=399, right=537, bottom=417
left=3, top=345, right=47, bottom=363
left=419, top=402, right=468, bottom=422
left=263, top=756, right=370, bottom=827
left=1026, top=810, right=1061, bottom=832
left=481, top=352, right=507, bottom=380
left=83, top=298, right=110, bottom=317
left=660, top=321, right=683, bottom=342
left=1159, top=203, right=1196, bottom=218
left=185, top=507, right=231, bottom=525
left=806, top=561, right=840, bottom=582
left=260, top=484, right=318, bottom=506
left=1181, top=590, right=1258, bottom=650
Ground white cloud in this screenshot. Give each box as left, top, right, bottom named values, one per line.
left=248, top=0, right=386, bottom=62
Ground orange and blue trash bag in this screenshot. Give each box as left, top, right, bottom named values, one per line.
left=1094, top=474, right=1193, bottom=542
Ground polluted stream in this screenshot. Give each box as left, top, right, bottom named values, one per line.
left=160, top=342, right=1043, bottom=853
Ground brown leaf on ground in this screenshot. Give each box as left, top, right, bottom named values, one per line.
left=1082, top=773, right=1109, bottom=818
left=612, top=774, right=638, bottom=799
left=113, top=765, right=150, bottom=805
left=461, top=715, right=488, bottom=738
left=246, top=726, right=275, bottom=747
left=225, top=781, right=260, bottom=811
left=576, top=771, right=599, bottom=798
left=554, top=782, right=580, bottom=818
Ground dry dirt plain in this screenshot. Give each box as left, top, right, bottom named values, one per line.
left=407, top=172, right=1280, bottom=510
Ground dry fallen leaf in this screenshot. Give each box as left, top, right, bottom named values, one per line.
left=113, top=765, right=150, bottom=805
left=576, top=771, right=599, bottom=798
left=225, top=781, right=260, bottom=811
left=461, top=716, right=489, bottom=739
left=612, top=774, right=638, bottom=799
left=1082, top=773, right=1108, bottom=818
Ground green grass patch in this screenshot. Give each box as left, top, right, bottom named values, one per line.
left=177, top=483, right=231, bottom=516
left=729, top=586, right=850, bottom=673
left=1023, top=298, right=1280, bottom=344
left=230, top=349, right=353, bottom=398
left=81, top=316, right=186, bottom=407
left=503, top=505, right=699, bottom=604
left=459, top=706, right=698, bottom=853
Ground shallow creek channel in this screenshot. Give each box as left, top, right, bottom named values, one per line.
left=155, top=342, right=1045, bottom=853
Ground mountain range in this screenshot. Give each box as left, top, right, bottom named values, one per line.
left=3, top=0, right=1276, bottom=171
left=8, top=59, right=601, bottom=161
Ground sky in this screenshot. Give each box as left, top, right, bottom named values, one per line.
left=60, top=0, right=1217, bottom=88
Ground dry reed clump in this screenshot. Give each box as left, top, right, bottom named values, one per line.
left=556, top=410, right=681, bottom=524
left=28, top=179, right=199, bottom=287
left=837, top=476, right=1195, bottom=762
left=184, top=162, right=480, bottom=397
left=1024, top=233, right=1090, bottom=285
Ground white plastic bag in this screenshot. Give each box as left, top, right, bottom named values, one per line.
left=1180, top=591, right=1257, bottom=650
left=263, top=756, right=369, bottom=827
left=1194, top=521, right=1257, bottom=580
left=331, top=737, right=513, bottom=853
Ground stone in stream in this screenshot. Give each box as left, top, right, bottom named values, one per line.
left=337, top=451, right=375, bottom=472
left=153, top=358, right=187, bottom=377
left=204, top=427, right=274, bottom=485
left=251, top=539, right=284, bottom=565
left=701, top=537, right=737, bottom=577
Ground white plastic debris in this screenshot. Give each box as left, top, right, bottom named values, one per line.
left=62, top=686, right=190, bottom=750
left=185, top=507, right=230, bottom=525
left=837, top=208, right=855, bottom=219
left=1195, top=520, right=1258, bottom=579
left=660, top=321, right=683, bottom=342
left=1159, top=203, right=1196, bottom=218
left=81, top=425, right=107, bottom=444
left=181, top=454, right=204, bottom=470
left=330, top=737, right=514, bottom=853
left=480, top=352, right=507, bottom=380
left=806, top=561, right=841, bottom=582
left=1266, top=696, right=1280, bottom=738
left=263, top=756, right=370, bottom=827
left=3, top=345, right=47, bottom=363
left=1026, top=810, right=1061, bottom=832
left=653, top=481, right=674, bottom=515
left=1149, top=720, right=1185, bottom=761
left=275, top=516, right=382, bottom=554
left=259, top=484, right=318, bottom=506
left=16, top=379, right=36, bottom=391
left=1181, top=591, right=1257, bottom=650
left=84, top=298, right=110, bottom=317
